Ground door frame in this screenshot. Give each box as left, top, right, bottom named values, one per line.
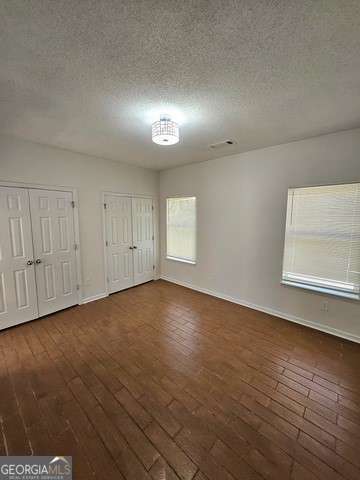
left=0, top=180, right=82, bottom=305
left=102, top=191, right=155, bottom=297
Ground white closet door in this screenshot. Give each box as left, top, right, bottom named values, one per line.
left=132, top=197, right=154, bottom=286
left=0, top=187, right=38, bottom=329
left=29, top=189, right=78, bottom=317
left=105, top=195, right=134, bottom=293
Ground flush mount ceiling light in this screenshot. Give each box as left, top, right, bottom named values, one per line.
left=152, top=115, right=179, bottom=145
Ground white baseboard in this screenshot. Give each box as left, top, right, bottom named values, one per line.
left=160, top=275, right=360, bottom=344
left=81, top=292, right=108, bottom=304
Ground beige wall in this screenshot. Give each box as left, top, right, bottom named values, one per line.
left=0, top=136, right=159, bottom=301
left=160, top=128, right=360, bottom=342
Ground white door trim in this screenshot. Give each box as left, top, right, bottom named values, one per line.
left=101, top=191, right=155, bottom=297
left=0, top=180, right=82, bottom=305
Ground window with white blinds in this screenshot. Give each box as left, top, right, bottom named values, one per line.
left=166, top=197, right=196, bottom=263
left=282, top=183, right=360, bottom=299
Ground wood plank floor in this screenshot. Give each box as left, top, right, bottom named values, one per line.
left=1, top=279, right=360, bottom=480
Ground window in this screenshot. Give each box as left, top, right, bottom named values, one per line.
left=282, top=183, right=360, bottom=299
left=166, top=196, right=196, bottom=264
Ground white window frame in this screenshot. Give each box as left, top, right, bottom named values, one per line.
left=281, top=181, right=360, bottom=301
left=166, top=195, right=197, bottom=265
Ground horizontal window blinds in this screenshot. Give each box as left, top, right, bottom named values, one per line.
left=166, top=197, right=196, bottom=262
left=282, top=183, right=360, bottom=295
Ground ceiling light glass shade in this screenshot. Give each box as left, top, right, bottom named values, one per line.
left=152, top=115, right=179, bottom=145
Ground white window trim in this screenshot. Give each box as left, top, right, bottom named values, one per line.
left=282, top=280, right=360, bottom=300
left=166, top=255, right=196, bottom=265
left=166, top=195, right=197, bottom=265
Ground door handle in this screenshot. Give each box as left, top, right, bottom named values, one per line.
left=27, top=260, right=34, bottom=266
left=129, top=246, right=133, bottom=250
left=35, top=259, right=42, bottom=264
left=133, top=246, right=137, bottom=249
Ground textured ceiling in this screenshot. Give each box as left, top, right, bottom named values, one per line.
left=1, top=1, right=360, bottom=170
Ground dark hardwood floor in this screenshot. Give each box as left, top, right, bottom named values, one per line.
left=1, top=279, right=360, bottom=480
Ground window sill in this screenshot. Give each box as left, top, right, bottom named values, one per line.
left=281, top=280, right=360, bottom=301
left=166, top=256, right=196, bottom=265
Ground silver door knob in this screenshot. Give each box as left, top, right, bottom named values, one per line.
left=35, top=259, right=42, bottom=264
left=27, top=260, right=34, bottom=265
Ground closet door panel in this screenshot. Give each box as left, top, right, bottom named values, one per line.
left=132, top=197, right=154, bottom=286
left=105, top=195, right=134, bottom=293
left=0, top=187, right=38, bottom=329
left=29, top=189, right=78, bottom=317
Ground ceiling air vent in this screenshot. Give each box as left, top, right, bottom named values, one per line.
left=209, top=139, right=236, bottom=150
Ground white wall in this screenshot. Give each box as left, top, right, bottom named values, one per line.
left=0, top=136, right=159, bottom=302
left=160, top=128, right=360, bottom=342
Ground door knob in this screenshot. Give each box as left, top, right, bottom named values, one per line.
left=35, top=259, right=42, bottom=264
left=27, top=260, right=34, bottom=265
left=133, top=246, right=137, bottom=249
left=129, top=246, right=133, bottom=250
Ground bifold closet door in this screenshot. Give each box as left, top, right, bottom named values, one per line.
left=105, top=195, right=134, bottom=293
left=0, top=187, right=38, bottom=329
left=29, top=189, right=78, bottom=317
left=132, top=197, right=154, bottom=286
left=104, top=195, right=154, bottom=294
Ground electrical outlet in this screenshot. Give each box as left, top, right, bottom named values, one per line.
left=321, top=301, right=329, bottom=312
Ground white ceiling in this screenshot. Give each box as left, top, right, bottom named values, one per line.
left=1, top=1, right=360, bottom=170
